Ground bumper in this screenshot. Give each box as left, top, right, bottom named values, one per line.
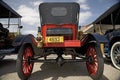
left=44, top=40, right=81, bottom=47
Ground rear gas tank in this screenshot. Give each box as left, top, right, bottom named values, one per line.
left=41, top=24, right=78, bottom=41
left=46, top=28, right=73, bottom=36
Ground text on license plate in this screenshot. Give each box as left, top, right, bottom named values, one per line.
left=46, top=36, right=64, bottom=43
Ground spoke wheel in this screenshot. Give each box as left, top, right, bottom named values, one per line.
left=86, top=46, right=98, bottom=76
left=86, top=43, right=104, bottom=80
left=17, top=44, right=34, bottom=80
left=111, top=42, right=120, bottom=70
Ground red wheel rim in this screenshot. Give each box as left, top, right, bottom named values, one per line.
left=22, top=47, right=33, bottom=76
left=86, top=46, right=98, bottom=76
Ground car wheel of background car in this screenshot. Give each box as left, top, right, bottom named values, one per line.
left=0, top=55, right=5, bottom=60
left=86, top=43, right=104, bottom=80
left=16, top=44, right=34, bottom=80
left=111, top=42, right=120, bottom=70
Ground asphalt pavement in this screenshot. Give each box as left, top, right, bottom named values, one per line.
left=0, top=55, right=120, bottom=80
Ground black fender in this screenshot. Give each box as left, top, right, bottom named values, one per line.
left=12, top=34, right=34, bottom=47
left=108, top=33, right=120, bottom=57
left=81, top=33, right=108, bottom=46
left=109, top=32, right=120, bottom=48
left=81, top=33, right=108, bottom=54
left=76, top=33, right=108, bottom=55
left=104, top=30, right=120, bottom=56
left=12, top=34, right=44, bottom=55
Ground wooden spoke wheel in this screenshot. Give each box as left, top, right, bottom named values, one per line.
left=17, top=44, right=34, bottom=80
left=86, top=44, right=104, bottom=80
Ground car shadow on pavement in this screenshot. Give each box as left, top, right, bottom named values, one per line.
left=29, top=62, right=109, bottom=80
left=0, top=59, right=16, bottom=76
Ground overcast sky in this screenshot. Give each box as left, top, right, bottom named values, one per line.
left=3, top=0, right=119, bottom=36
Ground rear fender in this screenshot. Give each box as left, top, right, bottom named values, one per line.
left=77, top=33, right=107, bottom=55
left=109, top=35, right=120, bottom=49
left=81, top=33, right=108, bottom=46
left=12, top=34, right=43, bottom=55
left=105, top=31, right=120, bottom=56
left=12, top=34, right=37, bottom=47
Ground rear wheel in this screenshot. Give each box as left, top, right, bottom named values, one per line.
left=111, top=42, right=120, bottom=70
left=16, top=44, right=34, bottom=80
left=86, top=43, right=104, bottom=80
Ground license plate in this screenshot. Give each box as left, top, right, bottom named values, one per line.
left=46, top=36, right=64, bottom=43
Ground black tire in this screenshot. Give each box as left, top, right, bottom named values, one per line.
left=86, top=43, right=104, bottom=80
left=0, top=55, right=5, bottom=60
left=16, top=44, right=34, bottom=80
left=111, top=42, right=120, bottom=70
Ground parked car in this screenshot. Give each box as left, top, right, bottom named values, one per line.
left=15, top=3, right=107, bottom=80
left=0, top=0, right=22, bottom=60
left=93, top=2, right=120, bottom=70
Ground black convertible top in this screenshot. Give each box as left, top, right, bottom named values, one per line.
left=0, top=0, right=21, bottom=18
left=39, top=3, right=80, bottom=26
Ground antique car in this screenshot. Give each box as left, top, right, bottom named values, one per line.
left=0, top=0, right=22, bottom=60
left=93, top=2, right=120, bottom=70
left=15, top=3, right=107, bottom=80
